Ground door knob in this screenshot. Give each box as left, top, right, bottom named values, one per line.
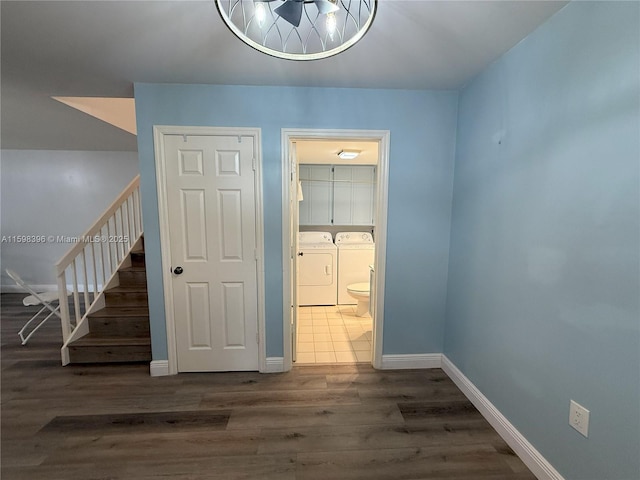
left=173, top=266, right=184, bottom=275
left=297, top=252, right=304, bottom=256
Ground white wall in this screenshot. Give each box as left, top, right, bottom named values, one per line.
left=1, top=150, right=139, bottom=290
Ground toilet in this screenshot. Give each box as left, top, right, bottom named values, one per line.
left=346, top=282, right=370, bottom=317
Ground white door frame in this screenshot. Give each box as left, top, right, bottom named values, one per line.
left=154, top=125, right=266, bottom=375
left=281, top=128, right=390, bottom=371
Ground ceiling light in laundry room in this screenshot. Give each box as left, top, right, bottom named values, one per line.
left=338, top=149, right=360, bottom=160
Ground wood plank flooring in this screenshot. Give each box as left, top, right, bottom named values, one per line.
left=1, top=293, right=536, bottom=479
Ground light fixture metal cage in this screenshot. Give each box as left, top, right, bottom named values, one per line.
left=215, top=0, right=377, bottom=61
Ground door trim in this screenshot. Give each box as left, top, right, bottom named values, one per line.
left=154, top=125, right=266, bottom=375
left=281, top=128, right=390, bottom=371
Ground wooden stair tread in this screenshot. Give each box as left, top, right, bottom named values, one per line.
left=88, top=306, right=149, bottom=317
left=71, top=334, right=151, bottom=347
left=105, top=286, right=148, bottom=294
left=119, top=266, right=146, bottom=273
left=68, top=240, right=150, bottom=365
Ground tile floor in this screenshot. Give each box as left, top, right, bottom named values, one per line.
left=295, top=304, right=372, bottom=364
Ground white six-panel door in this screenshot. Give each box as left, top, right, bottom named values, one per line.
left=163, top=134, right=259, bottom=372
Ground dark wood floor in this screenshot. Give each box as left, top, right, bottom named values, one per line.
left=1, top=293, right=536, bottom=479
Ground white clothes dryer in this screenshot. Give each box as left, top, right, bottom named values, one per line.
left=297, top=231, right=338, bottom=306
left=335, top=232, right=375, bottom=305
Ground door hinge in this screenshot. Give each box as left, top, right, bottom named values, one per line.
left=252, top=158, right=257, bottom=171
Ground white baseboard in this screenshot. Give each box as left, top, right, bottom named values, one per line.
left=441, top=355, right=564, bottom=480
left=380, top=353, right=442, bottom=370
left=263, top=356, right=284, bottom=373
left=151, top=358, right=283, bottom=376
left=150, top=360, right=170, bottom=377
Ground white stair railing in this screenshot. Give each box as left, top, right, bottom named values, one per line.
left=56, top=175, right=143, bottom=365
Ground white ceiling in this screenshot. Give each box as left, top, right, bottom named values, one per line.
left=0, top=0, right=568, bottom=151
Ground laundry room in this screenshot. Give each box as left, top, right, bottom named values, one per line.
left=294, top=139, right=379, bottom=365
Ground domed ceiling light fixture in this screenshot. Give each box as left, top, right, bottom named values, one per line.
left=215, top=0, right=377, bottom=61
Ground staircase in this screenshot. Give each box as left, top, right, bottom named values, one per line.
left=67, top=243, right=151, bottom=364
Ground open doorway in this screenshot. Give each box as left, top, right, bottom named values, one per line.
left=281, top=129, right=390, bottom=371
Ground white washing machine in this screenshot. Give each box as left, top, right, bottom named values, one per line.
left=335, top=232, right=375, bottom=305
left=297, top=231, right=338, bottom=306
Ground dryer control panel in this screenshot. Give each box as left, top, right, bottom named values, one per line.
left=335, top=232, right=373, bottom=245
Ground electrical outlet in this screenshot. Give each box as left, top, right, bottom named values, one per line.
left=569, top=399, right=590, bottom=437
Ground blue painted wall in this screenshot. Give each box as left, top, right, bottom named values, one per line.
left=134, top=85, right=458, bottom=360
left=444, top=2, right=639, bottom=479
